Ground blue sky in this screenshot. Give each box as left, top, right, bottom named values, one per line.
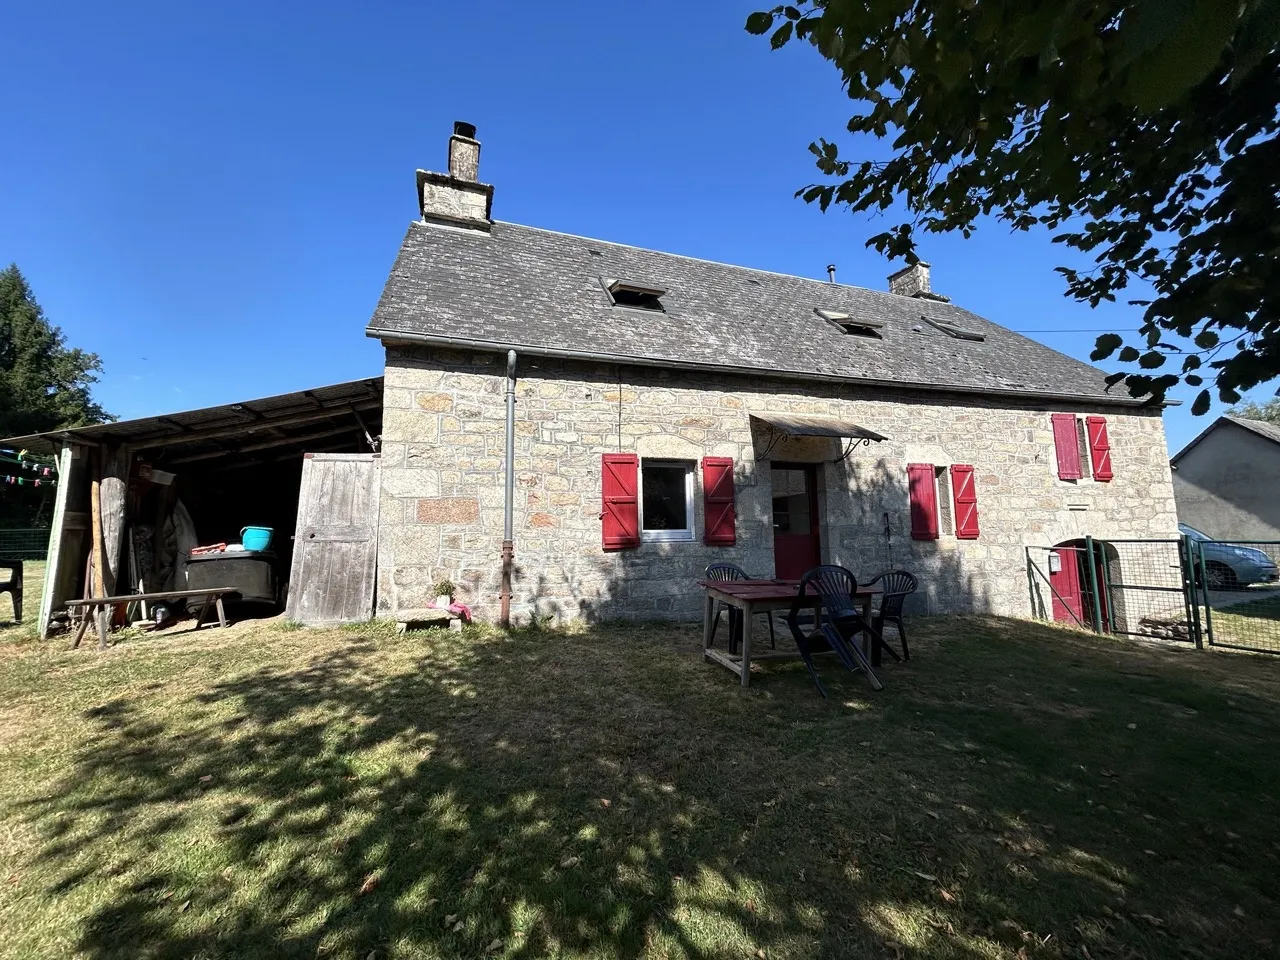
left=1, top=0, right=1267, bottom=454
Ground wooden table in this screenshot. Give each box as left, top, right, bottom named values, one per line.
left=65, top=587, right=236, bottom=650
left=698, top=579, right=880, bottom=688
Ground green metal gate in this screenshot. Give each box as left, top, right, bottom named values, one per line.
left=1027, top=537, right=1200, bottom=647
left=1188, top=538, right=1280, bottom=654
left=1029, top=535, right=1280, bottom=655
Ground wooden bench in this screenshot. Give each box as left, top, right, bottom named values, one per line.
left=65, top=587, right=236, bottom=650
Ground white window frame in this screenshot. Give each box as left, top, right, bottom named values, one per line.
left=639, top=458, right=696, bottom=543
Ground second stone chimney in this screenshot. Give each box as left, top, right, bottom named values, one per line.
left=417, top=121, right=494, bottom=229
left=887, top=262, right=950, bottom=302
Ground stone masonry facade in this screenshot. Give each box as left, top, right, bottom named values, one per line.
left=377, top=345, right=1178, bottom=624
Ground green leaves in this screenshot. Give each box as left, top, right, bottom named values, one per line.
left=1091, top=333, right=1125, bottom=360
left=1115, top=0, right=1239, bottom=110
left=1138, top=350, right=1167, bottom=369
left=1232, top=1, right=1280, bottom=87
left=0, top=265, right=111, bottom=438
left=1194, top=329, right=1219, bottom=349
left=747, top=0, right=1280, bottom=413
left=1226, top=397, right=1280, bottom=423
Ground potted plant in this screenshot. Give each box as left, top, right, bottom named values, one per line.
left=434, top=579, right=455, bottom=609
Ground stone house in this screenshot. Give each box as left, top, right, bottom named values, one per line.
left=366, top=123, right=1179, bottom=625
left=1172, top=416, right=1280, bottom=540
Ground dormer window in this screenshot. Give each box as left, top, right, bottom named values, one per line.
left=602, top=279, right=666, bottom=312
left=815, top=308, right=883, bottom=339
left=923, top=315, right=984, bottom=342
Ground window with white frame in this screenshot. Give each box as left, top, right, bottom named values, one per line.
left=640, top=459, right=695, bottom=541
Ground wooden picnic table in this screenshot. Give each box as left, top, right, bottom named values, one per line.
left=65, top=587, right=236, bottom=651
left=698, top=578, right=881, bottom=688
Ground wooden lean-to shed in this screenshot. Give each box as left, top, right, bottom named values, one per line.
left=1, top=378, right=384, bottom=638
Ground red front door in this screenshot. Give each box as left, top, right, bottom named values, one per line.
left=1049, top=545, right=1085, bottom=626
left=772, top=464, right=820, bottom=579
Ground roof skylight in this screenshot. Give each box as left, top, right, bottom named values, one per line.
left=602, top=278, right=666, bottom=312
left=815, top=308, right=884, bottom=339
left=923, top=315, right=984, bottom=342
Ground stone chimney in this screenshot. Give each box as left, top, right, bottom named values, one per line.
left=416, top=121, right=494, bottom=229
left=887, top=262, right=950, bottom=302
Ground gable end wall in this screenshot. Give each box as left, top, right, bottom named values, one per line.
left=1172, top=424, right=1280, bottom=540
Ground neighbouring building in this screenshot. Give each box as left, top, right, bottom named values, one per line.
left=1172, top=416, right=1280, bottom=540
left=366, top=122, right=1180, bottom=625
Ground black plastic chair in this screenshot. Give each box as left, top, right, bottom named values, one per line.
left=0, top=559, right=22, bottom=623
left=865, top=570, right=918, bottom=661
left=705, top=562, right=775, bottom=653
left=785, top=565, right=883, bottom=696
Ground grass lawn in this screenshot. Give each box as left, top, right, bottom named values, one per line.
left=1, top=611, right=1279, bottom=959
left=1199, top=591, right=1280, bottom=653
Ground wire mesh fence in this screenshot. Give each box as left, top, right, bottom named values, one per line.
left=1029, top=536, right=1280, bottom=656
left=1028, top=538, right=1197, bottom=645
left=1191, top=540, right=1280, bottom=654
left=0, top=528, right=51, bottom=560
left=1100, top=539, right=1196, bottom=644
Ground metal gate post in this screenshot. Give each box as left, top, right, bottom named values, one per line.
left=1196, top=539, right=1215, bottom=647
left=1099, top=542, right=1113, bottom=633
left=1026, top=548, right=1038, bottom=618
left=1084, top=536, right=1105, bottom=633
left=1179, top=535, right=1204, bottom=649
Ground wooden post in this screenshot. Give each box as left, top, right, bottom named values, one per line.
left=99, top=444, right=129, bottom=599
left=37, top=444, right=73, bottom=639
left=739, top=598, right=754, bottom=688
left=89, top=473, right=105, bottom=600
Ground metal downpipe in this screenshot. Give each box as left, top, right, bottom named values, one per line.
left=501, top=350, right=517, bottom=627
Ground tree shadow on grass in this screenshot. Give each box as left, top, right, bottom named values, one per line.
left=14, top=616, right=1280, bottom=959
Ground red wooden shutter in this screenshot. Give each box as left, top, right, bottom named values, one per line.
left=907, top=463, right=939, bottom=540
left=1085, top=416, right=1114, bottom=481
left=601, top=454, right=639, bottom=550
left=701, top=457, right=736, bottom=545
left=950, top=464, right=980, bottom=539
left=1051, top=414, right=1082, bottom=479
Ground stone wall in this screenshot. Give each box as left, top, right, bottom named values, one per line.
left=377, top=346, right=1178, bottom=624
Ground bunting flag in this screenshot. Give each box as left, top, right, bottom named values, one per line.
left=0, top=455, right=55, bottom=475
left=1, top=474, right=56, bottom=489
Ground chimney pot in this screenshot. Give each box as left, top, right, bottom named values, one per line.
left=448, top=122, right=481, bottom=182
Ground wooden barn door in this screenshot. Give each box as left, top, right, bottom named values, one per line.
left=285, top=453, right=381, bottom=625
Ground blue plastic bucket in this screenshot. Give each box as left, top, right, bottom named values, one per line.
left=240, top=526, right=273, bottom=551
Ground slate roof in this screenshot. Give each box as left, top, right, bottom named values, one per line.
left=368, top=220, right=1139, bottom=406
left=1229, top=416, right=1280, bottom=446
